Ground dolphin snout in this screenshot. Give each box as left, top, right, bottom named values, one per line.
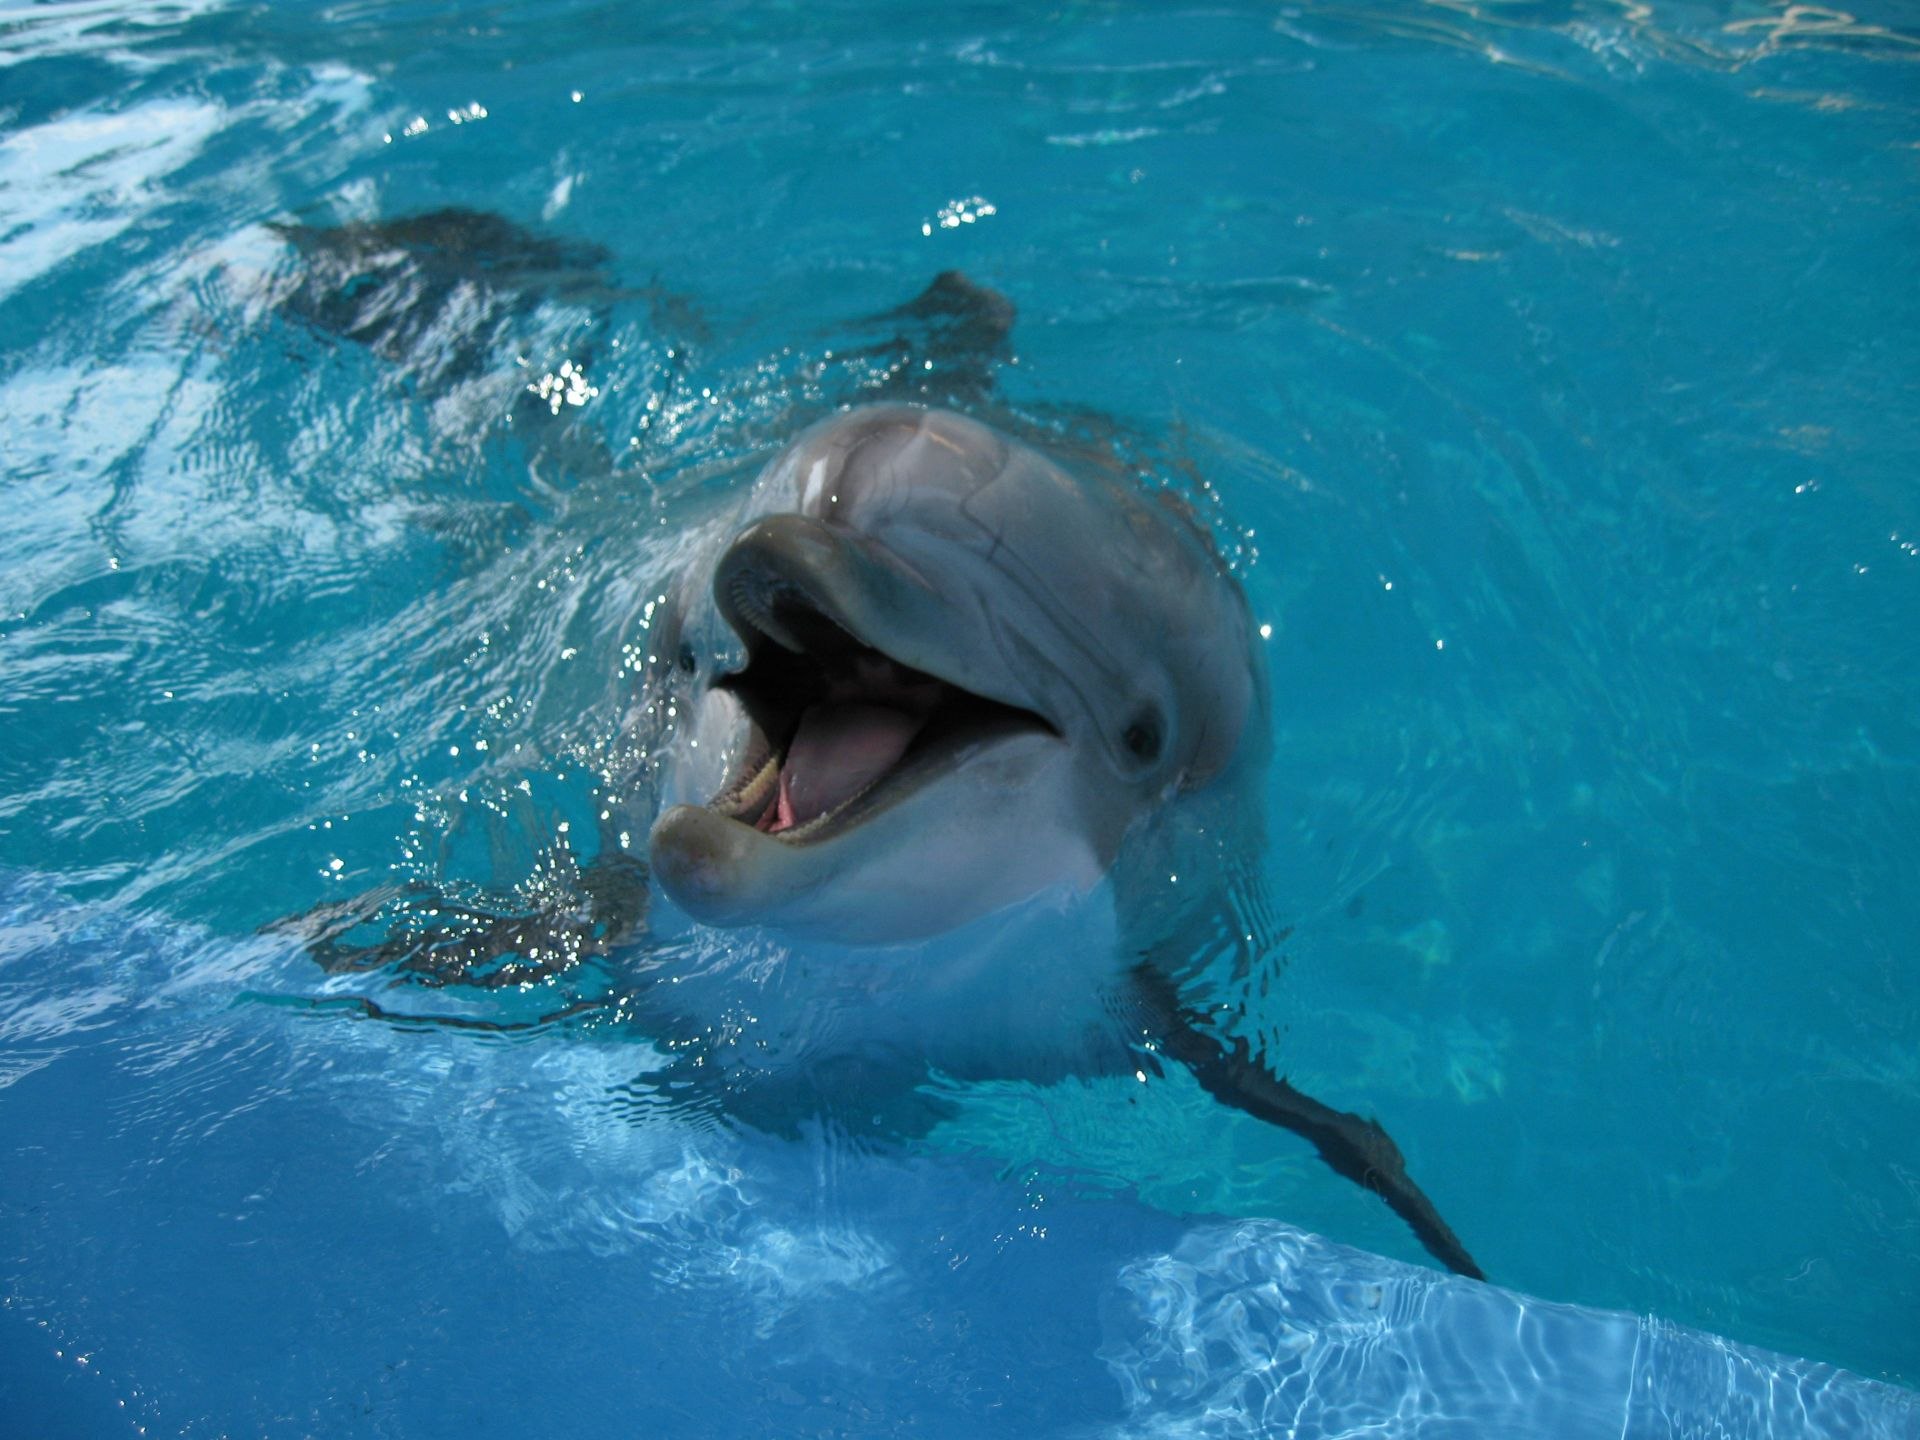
left=650, top=803, right=775, bottom=924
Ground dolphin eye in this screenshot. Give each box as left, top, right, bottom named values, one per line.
left=677, top=643, right=698, bottom=675
left=1121, top=709, right=1165, bottom=768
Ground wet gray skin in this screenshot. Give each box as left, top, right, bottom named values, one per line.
left=647, top=404, right=1264, bottom=943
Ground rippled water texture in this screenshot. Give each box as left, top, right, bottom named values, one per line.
left=2, top=0, right=1917, bottom=1434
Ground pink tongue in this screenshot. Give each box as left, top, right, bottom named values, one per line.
left=771, top=703, right=923, bottom=832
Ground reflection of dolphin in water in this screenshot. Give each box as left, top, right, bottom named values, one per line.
left=267, top=213, right=1480, bottom=1277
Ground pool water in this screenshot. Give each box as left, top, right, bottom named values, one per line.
left=2, top=0, right=1917, bottom=1434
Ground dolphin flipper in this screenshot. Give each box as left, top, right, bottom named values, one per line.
left=1128, top=962, right=1484, bottom=1281
left=267, top=850, right=648, bottom=989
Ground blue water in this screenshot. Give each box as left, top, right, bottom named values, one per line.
left=2, top=0, right=1917, bottom=1434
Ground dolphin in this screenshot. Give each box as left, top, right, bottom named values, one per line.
left=645, top=403, right=1259, bottom=942
left=636, top=401, right=1482, bottom=1279
left=261, top=228, right=1482, bottom=1277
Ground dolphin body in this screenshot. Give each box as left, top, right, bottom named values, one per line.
left=260, top=220, right=1480, bottom=1278
left=637, top=402, right=1482, bottom=1280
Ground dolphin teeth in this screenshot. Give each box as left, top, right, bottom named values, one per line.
left=724, top=572, right=783, bottom=648
left=704, top=744, right=883, bottom=844
left=709, top=749, right=780, bottom=821
left=723, top=560, right=864, bottom=658
left=772, top=773, right=886, bottom=843
left=724, top=568, right=809, bottom=653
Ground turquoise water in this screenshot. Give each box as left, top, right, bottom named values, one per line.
left=2, top=0, right=1917, bottom=1432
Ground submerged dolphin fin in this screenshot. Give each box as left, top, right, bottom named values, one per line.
left=833, top=271, right=1016, bottom=408
left=268, top=850, right=648, bottom=990
left=1127, top=962, right=1485, bottom=1281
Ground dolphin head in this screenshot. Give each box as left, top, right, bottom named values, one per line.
left=648, top=404, right=1262, bottom=942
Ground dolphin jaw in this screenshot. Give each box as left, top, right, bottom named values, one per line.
left=689, top=530, right=1060, bottom=850
left=703, top=637, right=1060, bottom=847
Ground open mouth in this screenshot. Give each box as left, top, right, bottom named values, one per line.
left=701, top=559, right=1056, bottom=844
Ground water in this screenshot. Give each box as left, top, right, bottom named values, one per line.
left=2, top=0, right=1917, bottom=1433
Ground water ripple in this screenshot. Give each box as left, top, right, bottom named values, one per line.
left=1103, top=1221, right=1920, bottom=1438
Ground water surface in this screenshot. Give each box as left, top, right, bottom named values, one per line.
left=2, top=0, right=1917, bottom=1431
